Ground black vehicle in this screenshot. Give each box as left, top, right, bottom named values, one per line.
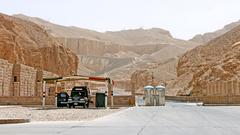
left=68, top=86, right=91, bottom=108
left=57, top=92, right=69, bottom=107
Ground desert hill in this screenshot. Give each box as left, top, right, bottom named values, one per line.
left=14, top=14, right=196, bottom=46
left=0, top=13, right=78, bottom=75
left=170, top=24, right=240, bottom=96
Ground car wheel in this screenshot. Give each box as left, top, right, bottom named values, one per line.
left=83, top=104, right=86, bottom=108
left=57, top=102, right=60, bottom=108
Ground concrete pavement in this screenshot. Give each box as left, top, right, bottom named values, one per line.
left=1, top=102, right=240, bottom=135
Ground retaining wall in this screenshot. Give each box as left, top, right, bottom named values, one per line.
left=203, top=80, right=240, bottom=105
left=0, top=58, right=58, bottom=97
left=0, top=96, right=55, bottom=105
left=166, top=96, right=203, bottom=102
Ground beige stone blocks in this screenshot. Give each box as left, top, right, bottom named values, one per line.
left=0, top=59, right=13, bottom=96
left=0, top=58, right=59, bottom=97
left=206, top=80, right=240, bottom=96
left=19, top=65, right=37, bottom=96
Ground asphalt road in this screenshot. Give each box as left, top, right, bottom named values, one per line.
left=1, top=102, right=240, bottom=135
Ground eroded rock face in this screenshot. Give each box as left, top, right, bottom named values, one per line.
left=0, top=13, right=78, bottom=76
left=175, top=25, right=240, bottom=96
left=190, top=20, right=240, bottom=43
left=130, top=70, right=160, bottom=94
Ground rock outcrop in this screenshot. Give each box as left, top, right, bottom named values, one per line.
left=0, top=13, right=78, bottom=76
left=174, top=24, right=240, bottom=96
left=190, top=20, right=240, bottom=43
left=57, top=37, right=168, bottom=56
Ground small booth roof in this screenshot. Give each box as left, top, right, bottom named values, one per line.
left=144, top=85, right=154, bottom=90
left=156, top=85, right=165, bottom=90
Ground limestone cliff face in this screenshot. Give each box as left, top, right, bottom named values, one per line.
left=0, top=13, right=78, bottom=76
left=130, top=70, right=153, bottom=94
left=57, top=37, right=168, bottom=56
left=175, top=25, right=240, bottom=96
left=130, top=69, right=162, bottom=94
left=190, top=20, right=240, bottom=43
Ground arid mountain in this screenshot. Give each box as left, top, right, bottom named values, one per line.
left=14, top=14, right=196, bottom=46
left=105, top=28, right=195, bottom=45
left=13, top=14, right=109, bottom=41
left=0, top=13, right=78, bottom=76
left=13, top=14, right=200, bottom=93
left=171, top=24, right=240, bottom=96
left=190, top=20, right=240, bottom=43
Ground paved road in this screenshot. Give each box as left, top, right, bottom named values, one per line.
left=1, top=102, right=240, bottom=135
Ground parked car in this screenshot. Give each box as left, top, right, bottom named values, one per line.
left=57, top=92, right=69, bottom=107
left=68, top=86, right=91, bottom=108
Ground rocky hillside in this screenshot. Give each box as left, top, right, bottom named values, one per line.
left=0, top=13, right=78, bottom=76
left=105, top=28, right=194, bottom=45
left=14, top=14, right=198, bottom=74
left=57, top=37, right=168, bottom=57
left=14, top=14, right=196, bottom=46
left=173, top=24, right=240, bottom=96
left=13, top=14, right=109, bottom=41
left=190, top=20, right=240, bottom=43
left=13, top=14, right=201, bottom=94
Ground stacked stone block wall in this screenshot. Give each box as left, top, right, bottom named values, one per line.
left=19, top=65, right=37, bottom=96
left=0, top=96, right=55, bottom=105
left=204, top=80, right=240, bottom=96
left=0, top=59, right=13, bottom=96
left=203, top=80, right=240, bottom=104
left=0, top=58, right=59, bottom=98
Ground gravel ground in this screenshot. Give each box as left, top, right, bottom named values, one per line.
left=0, top=106, right=125, bottom=121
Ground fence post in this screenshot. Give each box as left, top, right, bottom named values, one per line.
left=107, top=83, right=113, bottom=107
left=55, top=81, right=58, bottom=108
left=238, top=80, right=240, bottom=95
left=1, top=70, right=3, bottom=96
left=42, top=81, right=46, bottom=109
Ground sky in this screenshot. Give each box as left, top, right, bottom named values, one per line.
left=0, top=0, right=240, bottom=40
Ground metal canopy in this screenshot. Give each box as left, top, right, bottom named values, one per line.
left=43, top=75, right=112, bottom=84
left=144, top=86, right=154, bottom=90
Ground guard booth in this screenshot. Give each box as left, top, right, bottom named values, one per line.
left=42, top=75, right=114, bottom=109
left=155, top=85, right=165, bottom=106
left=144, top=86, right=154, bottom=106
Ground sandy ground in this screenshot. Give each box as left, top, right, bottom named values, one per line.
left=0, top=106, right=124, bottom=121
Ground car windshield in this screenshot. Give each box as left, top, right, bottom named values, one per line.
left=71, top=91, right=80, bottom=97
left=60, top=93, right=67, bottom=97
left=71, top=91, right=86, bottom=97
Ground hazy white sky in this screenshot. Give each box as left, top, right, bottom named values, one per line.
left=0, top=0, right=240, bottom=39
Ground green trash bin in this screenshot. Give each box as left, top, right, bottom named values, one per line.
left=95, top=92, right=106, bottom=107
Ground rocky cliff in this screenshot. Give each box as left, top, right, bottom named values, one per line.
left=175, top=24, right=240, bottom=96
left=57, top=37, right=168, bottom=56
left=190, top=20, right=240, bottom=43
left=0, top=13, right=78, bottom=76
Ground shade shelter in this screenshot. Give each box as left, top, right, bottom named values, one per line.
left=42, top=75, right=114, bottom=108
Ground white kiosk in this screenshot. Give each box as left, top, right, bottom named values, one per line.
left=144, top=86, right=154, bottom=106
left=155, top=85, right=165, bottom=106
